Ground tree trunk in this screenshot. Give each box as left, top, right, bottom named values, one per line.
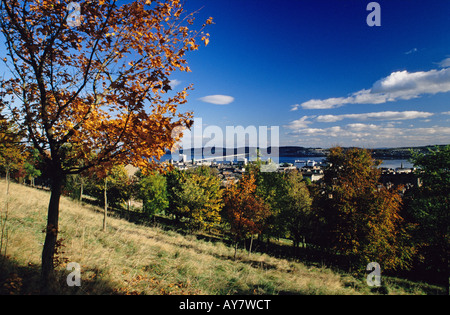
left=248, top=234, right=254, bottom=256
left=103, top=178, right=107, bottom=232
left=41, top=173, right=64, bottom=293
left=79, top=177, right=84, bottom=202
left=1, top=167, right=11, bottom=255
left=4, top=167, right=8, bottom=186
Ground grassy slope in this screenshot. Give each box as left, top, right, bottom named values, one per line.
left=0, top=181, right=440, bottom=295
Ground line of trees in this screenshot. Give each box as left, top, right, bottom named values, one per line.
left=1, top=142, right=449, bottom=292
left=82, top=146, right=450, bottom=293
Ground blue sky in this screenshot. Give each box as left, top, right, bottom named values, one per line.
left=170, top=0, right=450, bottom=148
left=1, top=1, right=449, bottom=149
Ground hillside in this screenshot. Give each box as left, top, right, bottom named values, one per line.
left=0, top=181, right=440, bottom=295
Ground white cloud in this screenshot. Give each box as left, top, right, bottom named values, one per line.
left=198, top=95, right=235, bottom=105
left=300, top=96, right=354, bottom=110
left=315, top=111, right=434, bottom=123
left=405, top=48, right=418, bottom=55
left=286, top=111, right=433, bottom=129
left=442, top=111, right=450, bottom=115
left=169, top=79, right=182, bottom=88
left=295, top=67, right=450, bottom=110
left=286, top=123, right=450, bottom=147
left=285, top=116, right=314, bottom=129
left=371, top=69, right=450, bottom=96
left=438, top=57, right=450, bottom=68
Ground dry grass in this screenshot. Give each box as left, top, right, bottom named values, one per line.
left=0, top=181, right=438, bottom=295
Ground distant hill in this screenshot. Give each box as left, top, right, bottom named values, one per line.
left=171, top=146, right=327, bottom=157
left=371, top=145, right=449, bottom=159
left=168, top=144, right=449, bottom=159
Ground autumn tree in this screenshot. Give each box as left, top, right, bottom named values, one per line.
left=0, top=0, right=211, bottom=289
left=223, top=173, right=271, bottom=259
left=318, top=147, right=415, bottom=271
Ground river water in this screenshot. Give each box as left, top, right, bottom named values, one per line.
left=161, top=154, right=413, bottom=169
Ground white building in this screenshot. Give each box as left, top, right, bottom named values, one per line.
left=179, top=154, right=187, bottom=163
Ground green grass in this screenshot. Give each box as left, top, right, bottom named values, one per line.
left=0, top=181, right=443, bottom=295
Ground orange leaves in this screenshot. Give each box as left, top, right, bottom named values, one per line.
left=201, top=36, right=210, bottom=46
left=323, top=147, right=410, bottom=271
left=205, top=17, right=214, bottom=25
left=1, top=0, right=213, bottom=285
left=1, top=273, right=23, bottom=295
left=224, top=174, right=271, bottom=239
left=1, top=0, right=210, bottom=178
left=185, top=38, right=199, bottom=51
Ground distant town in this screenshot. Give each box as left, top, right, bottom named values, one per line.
left=161, top=145, right=445, bottom=190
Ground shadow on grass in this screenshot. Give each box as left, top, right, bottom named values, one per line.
left=0, top=255, right=119, bottom=295
left=61, top=195, right=448, bottom=296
